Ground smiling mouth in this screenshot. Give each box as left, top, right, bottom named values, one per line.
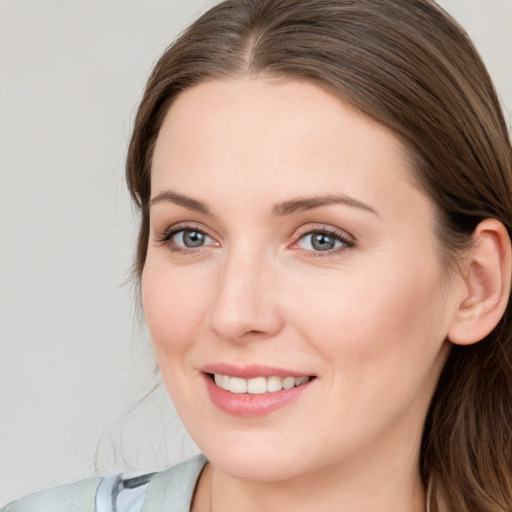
left=209, top=373, right=314, bottom=394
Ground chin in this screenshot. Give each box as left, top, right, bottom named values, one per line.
left=206, top=446, right=308, bottom=482
left=190, top=425, right=329, bottom=483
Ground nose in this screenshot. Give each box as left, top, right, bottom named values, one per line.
left=208, top=247, right=284, bottom=343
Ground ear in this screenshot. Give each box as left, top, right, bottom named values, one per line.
left=448, top=218, right=512, bottom=346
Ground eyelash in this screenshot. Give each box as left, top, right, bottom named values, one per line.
left=154, top=223, right=215, bottom=255
left=292, top=226, right=354, bottom=257
left=154, top=224, right=355, bottom=257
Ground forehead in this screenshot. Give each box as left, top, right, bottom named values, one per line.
left=151, top=78, right=427, bottom=222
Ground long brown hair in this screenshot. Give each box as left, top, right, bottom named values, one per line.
left=126, top=1, right=512, bottom=510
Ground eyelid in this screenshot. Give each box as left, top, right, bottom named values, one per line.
left=289, top=224, right=355, bottom=254
left=294, top=223, right=354, bottom=240
left=153, top=221, right=354, bottom=256
left=154, top=222, right=220, bottom=248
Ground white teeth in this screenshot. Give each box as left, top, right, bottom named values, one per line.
left=266, top=376, right=282, bottom=392
left=229, top=377, right=247, bottom=394
left=282, top=376, right=296, bottom=390
left=247, top=377, right=267, bottom=394
left=212, top=373, right=311, bottom=394
left=221, top=374, right=230, bottom=391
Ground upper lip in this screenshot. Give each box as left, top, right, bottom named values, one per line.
left=200, top=363, right=314, bottom=379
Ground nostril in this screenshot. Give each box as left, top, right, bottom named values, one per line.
left=243, top=330, right=266, bottom=337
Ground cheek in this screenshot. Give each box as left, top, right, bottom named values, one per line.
left=288, top=265, right=449, bottom=444
left=141, top=259, right=208, bottom=361
left=287, top=258, right=448, bottom=381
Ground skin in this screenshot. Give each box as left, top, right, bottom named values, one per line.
left=142, top=78, right=469, bottom=512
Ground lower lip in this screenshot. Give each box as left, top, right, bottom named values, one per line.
left=203, top=374, right=315, bottom=417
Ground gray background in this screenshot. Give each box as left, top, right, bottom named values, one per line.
left=1, top=0, right=511, bottom=505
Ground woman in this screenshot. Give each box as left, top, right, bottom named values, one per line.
left=4, top=0, right=511, bottom=511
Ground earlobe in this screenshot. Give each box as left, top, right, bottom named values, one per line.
left=448, top=219, right=512, bottom=346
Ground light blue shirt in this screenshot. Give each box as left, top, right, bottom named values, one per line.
left=3, top=454, right=207, bottom=512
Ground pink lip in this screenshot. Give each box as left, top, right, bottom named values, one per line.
left=200, top=363, right=313, bottom=379
left=201, top=368, right=316, bottom=418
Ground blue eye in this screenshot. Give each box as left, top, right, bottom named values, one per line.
left=172, top=229, right=212, bottom=248
left=295, top=229, right=352, bottom=253
left=156, top=226, right=217, bottom=252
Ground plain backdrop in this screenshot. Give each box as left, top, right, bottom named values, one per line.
left=0, top=0, right=511, bottom=505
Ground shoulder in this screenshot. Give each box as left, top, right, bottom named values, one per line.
left=2, top=454, right=208, bottom=512
left=143, top=454, right=208, bottom=511
left=2, top=477, right=101, bottom=512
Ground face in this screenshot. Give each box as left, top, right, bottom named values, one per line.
left=142, top=78, right=462, bottom=483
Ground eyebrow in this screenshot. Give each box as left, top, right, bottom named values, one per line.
left=149, top=190, right=377, bottom=217
left=150, top=191, right=211, bottom=215
left=271, top=194, right=378, bottom=216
